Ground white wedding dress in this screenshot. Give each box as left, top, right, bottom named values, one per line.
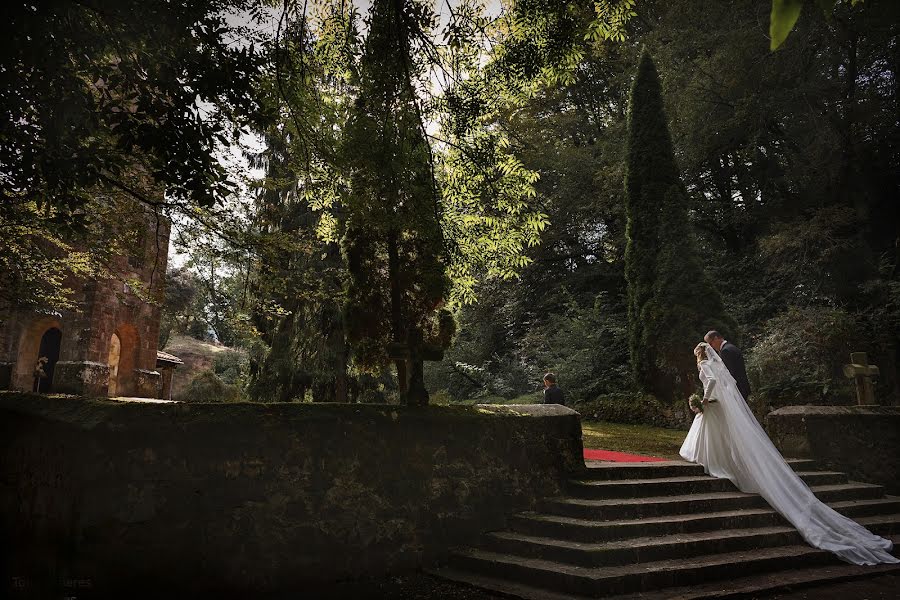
left=680, top=344, right=898, bottom=566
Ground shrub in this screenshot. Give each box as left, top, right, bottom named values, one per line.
left=182, top=370, right=241, bottom=403
left=575, top=392, right=692, bottom=429
left=746, top=305, right=860, bottom=414
left=213, top=349, right=250, bottom=386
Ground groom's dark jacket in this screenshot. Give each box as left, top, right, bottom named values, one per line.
left=720, top=341, right=751, bottom=400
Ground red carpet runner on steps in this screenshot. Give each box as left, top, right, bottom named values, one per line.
left=583, top=448, right=666, bottom=462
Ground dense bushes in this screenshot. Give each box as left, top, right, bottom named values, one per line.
left=213, top=350, right=250, bottom=387
left=573, top=392, right=692, bottom=430
left=182, top=371, right=241, bottom=403
left=425, top=292, right=631, bottom=406
left=747, top=306, right=864, bottom=412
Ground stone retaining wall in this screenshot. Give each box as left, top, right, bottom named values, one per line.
left=766, top=405, right=900, bottom=494
left=0, top=393, right=582, bottom=598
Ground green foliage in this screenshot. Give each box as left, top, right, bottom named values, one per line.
left=213, top=350, right=251, bottom=387
left=770, top=0, right=805, bottom=51
left=1, top=0, right=265, bottom=315
left=746, top=306, right=859, bottom=411
left=624, top=50, right=734, bottom=399
left=624, top=51, right=676, bottom=393
left=158, top=267, right=201, bottom=348
left=275, top=0, right=899, bottom=415
left=0, top=203, right=99, bottom=315
left=770, top=0, right=865, bottom=50
left=182, top=370, right=242, bottom=403
left=1, top=189, right=164, bottom=317
left=237, top=0, right=644, bottom=405
left=575, top=392, right=691, bottom=429
left=15, top=0, right=894, bottom=424
left=339, top=0, right=453, bottom=404
left=519, top=295, right=630, bottom=403
left=2, top=0, right=264, bottom=211
left=434, top=0, right=638, bottom=305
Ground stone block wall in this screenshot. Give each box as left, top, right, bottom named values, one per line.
left=767, top=405, right=900, bottom=494
left=53, top=361, right=110, bottom=397
left=0, top=394, right=584, bottom=598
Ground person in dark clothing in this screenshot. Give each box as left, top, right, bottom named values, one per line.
left=542, top=372, right=565, bottom=405
left=704, top=330, right=751, bottom=401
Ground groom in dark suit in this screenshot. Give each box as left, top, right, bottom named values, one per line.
left=704, top=330, right=751, bottom=401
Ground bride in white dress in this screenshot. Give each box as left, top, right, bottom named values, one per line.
left=680, top=342, right=898, bottom=566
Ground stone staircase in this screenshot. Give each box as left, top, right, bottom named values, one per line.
left=431, top=459, right=900, bottom=599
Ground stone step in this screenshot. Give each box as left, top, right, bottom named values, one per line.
left=544, top=482, right=887, bottom=520
left=580, top=461, right=707, bottom=480
left=578, top=458, right=817, bottom=481
left=510, top=508, right=782, bottom=543
left=509, top=497, right=900, bottom=542
left=431, top=558, right=900, bottom=600
left=567, top=471, right=848, bottom=499
left=789, top=470, right=849, bottom=485
left=447, top=546, right=824, bottom=597
left=783, top=457, right=819, bottom=470
left=566, top=475, right=738, bottom=499
left=482, top=526, right=801, bottom=568
left=446, top=534, right=900, bottom=598
left=481, top=514, right=900, bottom=568
left=605, top=560, right=900, bottom=600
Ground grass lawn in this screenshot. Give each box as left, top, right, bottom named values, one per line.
left=580, top=420, right=688, bottom=460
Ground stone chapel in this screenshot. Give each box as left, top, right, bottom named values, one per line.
left=0, top=200, right=178, bottom=399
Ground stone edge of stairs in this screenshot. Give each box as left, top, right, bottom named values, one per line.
left=426, top=538, right=900, bottom=600
left=427, top=456, right=898, bottom=599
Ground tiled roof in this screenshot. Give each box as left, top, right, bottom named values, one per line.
left=156, top=350, right=184, bottom=365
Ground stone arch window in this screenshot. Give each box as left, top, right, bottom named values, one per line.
left=110, top=324, right=140, bottom=397
left=14, top=317, right=63, bottom=392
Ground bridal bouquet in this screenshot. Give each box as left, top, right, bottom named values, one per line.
left=689, top=393, right=704, bottom=414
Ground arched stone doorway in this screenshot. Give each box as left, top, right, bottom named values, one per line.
left=13, top=317, right=63, bottom=392
left=34, top=327, right=62, bottom=393
left=107, top=333, right=122, bottom=396
left=110, top=324, right=139, bottom=397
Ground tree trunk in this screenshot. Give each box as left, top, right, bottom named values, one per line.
left=386, top=230, right=408, bottom=399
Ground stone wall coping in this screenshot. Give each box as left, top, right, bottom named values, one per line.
left=473, top=403, right=578, bottom=417
left=0, top=392, right=579, bottom=432
left=769, top=405, right=900, bottom=417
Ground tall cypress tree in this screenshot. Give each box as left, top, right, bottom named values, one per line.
left=340, top=0, right=454, bottom=406
left=624, top=50, right=734, bottom=399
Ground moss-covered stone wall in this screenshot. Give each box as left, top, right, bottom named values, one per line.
left=767, top=405, right=900, bottom=494
left=0, top=393, right=582, bottom=598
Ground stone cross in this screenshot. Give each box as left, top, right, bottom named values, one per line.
left=843, top=352, right=880, bottom=406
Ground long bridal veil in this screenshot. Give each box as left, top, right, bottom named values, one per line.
left=701, top=344, right=897, bottom=566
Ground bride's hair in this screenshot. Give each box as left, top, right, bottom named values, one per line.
left=694, top=343, right=708, bottom=363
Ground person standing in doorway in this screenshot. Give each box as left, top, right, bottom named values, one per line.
left=543, top=373, right=565, bottom=406
left=33, top=356, right=48, bottom=393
